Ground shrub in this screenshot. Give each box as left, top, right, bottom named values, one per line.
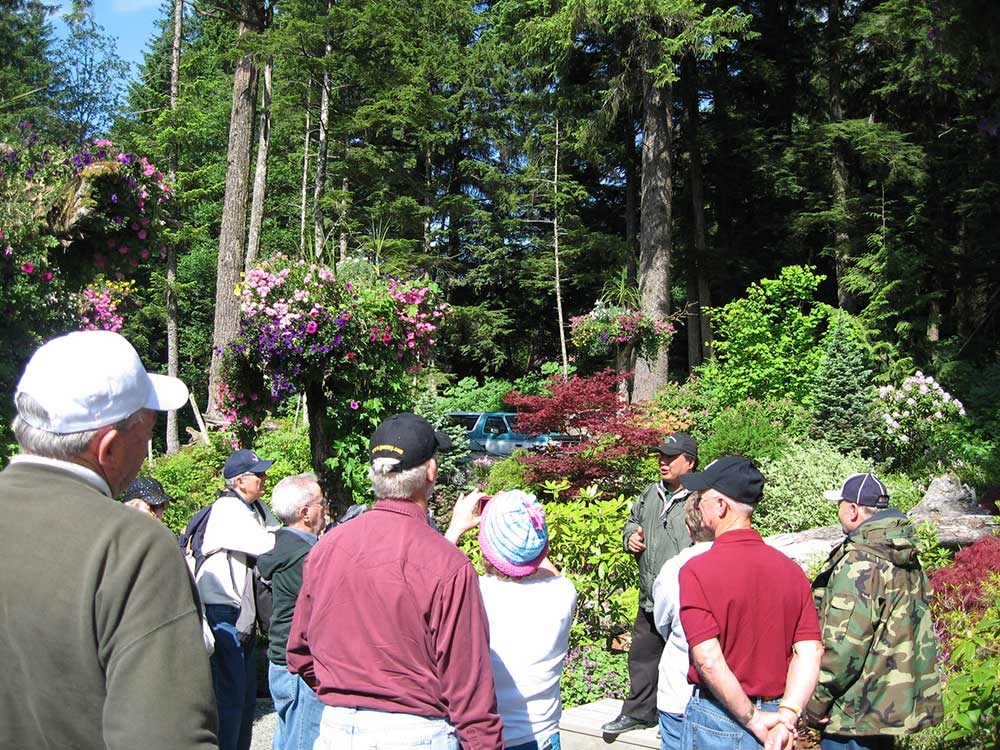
left=754, top=441, right=870, bottom=536
left=145, top=436, right=230, bottom=535
left=545, top=494, right=635, bottom=645
left=706, top=265, right=835, bottom=407
left=435, top=376, right=517, bottom=414
left=650, top=372, right=721, bottom=438
left=561, top=645, right=629, bottom=709
left=699, top=398, right=810, bottom=466
left=874, top=371, right=967, bottom=474
left=930, top=536, right=1000, bottom=618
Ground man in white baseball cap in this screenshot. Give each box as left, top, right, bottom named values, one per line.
left=0, top=330, right=218, bottom=749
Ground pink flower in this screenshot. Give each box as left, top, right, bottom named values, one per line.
left=137, top=229, right=147, bottom=240
left=21, top=262, right=34, bottom=274
left=350, top=400, right=360, bottom=410
left=41, top=271, right=53, bottom=281
left=305, top=321, right=318, bottom=334
left=346, top=352, right=356, bottom=360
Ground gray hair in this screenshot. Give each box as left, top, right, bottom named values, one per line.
left=271, top=473, right=320, bottom=524
left=12, top=392, right=146, bottom=460
left=369, top=459, right=433, bottom=501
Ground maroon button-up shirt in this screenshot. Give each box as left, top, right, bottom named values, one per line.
left=287, top=498, right=503, bottom=750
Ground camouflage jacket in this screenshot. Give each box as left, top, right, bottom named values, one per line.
left=805, top=509, right=943, bottom=735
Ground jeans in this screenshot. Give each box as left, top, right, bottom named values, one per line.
left=507, top=732, right=561, bottom=750
left=314, top=706, right=459, bottom=750
left=206, top=604, right=257, bottom=750
left=658, top=711, right=683, bottom=750
left=268, top=662, right=324, bottom=750
left=821, top=736, right=895, bottom=750
left=680, top=691, right=780, bottom=750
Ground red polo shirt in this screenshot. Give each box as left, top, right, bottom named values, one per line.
left=679, top=528, right=820, bottom=698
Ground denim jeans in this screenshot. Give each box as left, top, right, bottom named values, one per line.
left=268, top=662, right=324, bottom=750
left=658, top=710, right=684, bottom=750
left=206, top=604, right=257, bottom=750
left=680, top=692, right=780, bottom=750
left=314, top=706, right=459, bottom=750
left=507, top=731, right=561, bottom=750
left=821, top=735, right=894, bottom=750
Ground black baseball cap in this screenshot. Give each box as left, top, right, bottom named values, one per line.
left=679, top=455, right=764, bottom=504
left=654, top=433, right=698, bottom=458
left=823, top=473, right=890, bottom=508
left=123, top=476, right=174, bottom=507
left=223, top=449, right=275, bottom=479
left=370, top=412, right=453, bottom=471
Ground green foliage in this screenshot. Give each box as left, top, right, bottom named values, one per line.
left=937, top=574, right=1000, bottom=748
left=434, top=376, right=517, bottom=414
left=706, top=266, right=835, bottom=407
left=545, top=494, right=634, bottom=645
left=651, top=373, right=721, bottom=437
left=561, top=645, right=629, bottom=709
left=914, top=520, right=953, bottom=575
left=755, top=442, right=871, bottom=537
left=144, top=436, right=230, bottom=535
left=483, top=453, right=531, bottom=496
left=809, top=311, right=878, bottom=455
left=699, top=398, right=810, bottom=466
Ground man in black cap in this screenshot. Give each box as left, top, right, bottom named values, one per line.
left=197, top=449, right=280, bottom=750
left=287, top=412, right=504, bottom=750
left=123, top=476, right=174, bottom=520
left=603, top=432, right=698, bottom=735
left=677, top=456, right=823, bottom=750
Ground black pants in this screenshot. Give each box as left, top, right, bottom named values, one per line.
left=620, top=607, right=665, bottom=723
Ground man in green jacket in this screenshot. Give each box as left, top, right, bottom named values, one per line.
left=806, top=473, right=943, bottom=750
left=603, top=433, right=697, bottom=735
left=257, top=473, right=329, bottom=750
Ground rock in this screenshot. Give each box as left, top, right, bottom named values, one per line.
left=909, top=473, right=983, bottom=517
left=765, top=527, right=844, bottom=571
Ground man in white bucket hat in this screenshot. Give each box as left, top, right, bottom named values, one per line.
left=0, top=330, right=218, bottom=749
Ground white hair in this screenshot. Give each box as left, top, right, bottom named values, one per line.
left=270, top=473, right=320, bottom=524
left=12, top=392, right=145, bottom=460
left=369, top=460, right=433, bottom=501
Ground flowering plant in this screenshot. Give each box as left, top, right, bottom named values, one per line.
left=569, top=301, right=674, bottom=362
left=1, top=124, right=170, bottom=286
left=876, top=371, right=966, bottom=472
left=217, top=254, right=448, bottom=444
left=79, top=278, right=135, bottom=332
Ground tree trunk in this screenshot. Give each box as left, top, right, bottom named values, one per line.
left=304, top=379, right=332, bottom=508
left=313, top=59, right=331, bottom=261
left=423, top=145, right=433, bottom=255
left=827, top=0, right=852, bottom=310
left=245, top=57, right=273, bottom=273
left=682, top=55, right=709, bottom=370
left=299, top=89, right=311, bottom=256
left=624, top=115, right=640, bottom=282
left=339, top=175, right=349, bottom=260
left=712, top=53, right=735, bottom=275
left=207, top=15, right=260, bottom=413
left=633, top=49, right=673, bottom=401
left=552, top=119, right=569, bottom=378
left=164, top=0, right=183, bottom=453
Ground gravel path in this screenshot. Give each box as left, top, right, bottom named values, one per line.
left=251, top=699, right=277, bottom=750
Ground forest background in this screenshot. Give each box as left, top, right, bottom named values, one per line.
left=2, top=0, right=999, bottom=746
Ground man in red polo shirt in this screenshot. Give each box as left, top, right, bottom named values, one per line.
left=678, top=456, right=823, bottom=750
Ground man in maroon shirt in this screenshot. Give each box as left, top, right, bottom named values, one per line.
left=677, top=456, right=823, bottom=750
left=287, top=412, right=503, bottom=750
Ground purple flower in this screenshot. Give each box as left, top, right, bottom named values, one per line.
left=350, top=400, right=360, bottom=410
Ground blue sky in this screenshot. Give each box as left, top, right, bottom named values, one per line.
left=53, top=0, right=163, bottom=79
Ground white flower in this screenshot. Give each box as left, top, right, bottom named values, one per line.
left=900, top=434, right=910, bottom=442
left=907, top=397, right=916, bottom=406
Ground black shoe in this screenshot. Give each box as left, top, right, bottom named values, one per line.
left=601, top=714, right=656, bottom=734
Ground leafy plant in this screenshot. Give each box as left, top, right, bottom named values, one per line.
left=706, top=265, right=835, bottom=407
left=545, top=494, right=635, bottom=644
left=569, top=300, right=675, bottom=363
left=699, top=397, right=810, bottom=466
left=915, top=520, right=953, bottom=575
left=755, top=441, right=870, bottom=536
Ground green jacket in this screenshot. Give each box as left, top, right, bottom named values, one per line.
left=622, top=481, right=691, bottom=610
left=257, top=527, right=315, bottom=665
left=806, top=509, right=943, bottom=736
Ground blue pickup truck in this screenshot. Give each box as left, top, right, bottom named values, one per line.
left=448, top=411, right=577, bottom=456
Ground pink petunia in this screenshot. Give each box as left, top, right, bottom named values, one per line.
left=305, top=321, right=318, bottom=334
left=350, top=400, right=360, bottom=410
left=21, top=262, right=34, bottom=274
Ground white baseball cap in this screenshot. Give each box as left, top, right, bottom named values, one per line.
left=15, top=330, right=189, bottom=434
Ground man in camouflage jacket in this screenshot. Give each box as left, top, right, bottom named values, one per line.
left=806, top=473, right=943, bottom=750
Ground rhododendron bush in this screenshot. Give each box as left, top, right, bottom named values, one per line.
left=217, top=255, right=448, bottom=506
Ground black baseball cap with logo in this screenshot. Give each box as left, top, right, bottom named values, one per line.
left=370, top=412, right=453, bottom=471
left=679, top=455, right=765, bottom=504
left=654, top=433, right=698, bottom=459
